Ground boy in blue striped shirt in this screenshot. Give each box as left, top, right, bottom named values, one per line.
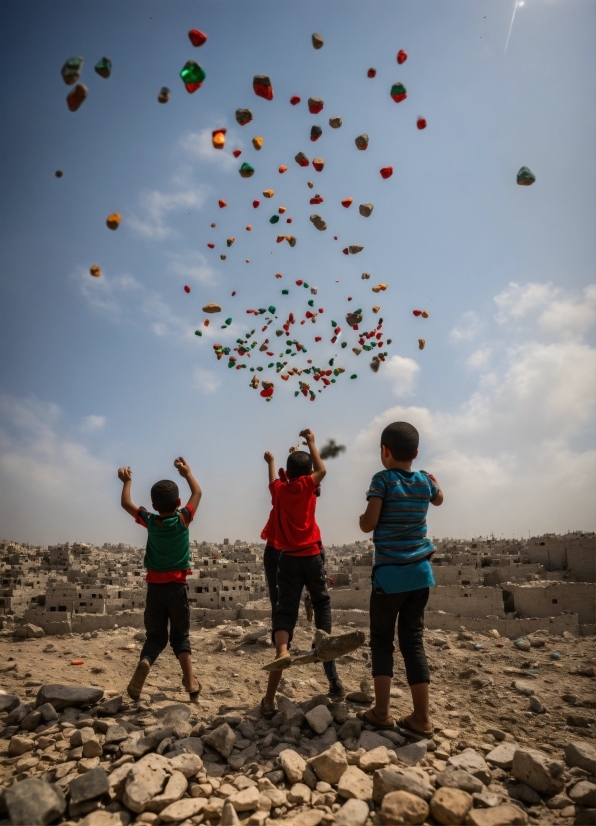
left=359, top=421, right=443, bottom=734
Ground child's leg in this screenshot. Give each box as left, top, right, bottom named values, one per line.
left=271, top=555, right=303, bottom=647
left=264, top=629, right=290, bottom=706
left=139, top=584, right=169, bottom=665
left=263, top=546, right=280, bottom=622
left=167, top=583, right=200, bottom=694
left=304, top=555, right=332, bottom=634
left=369, top=588, right=402, bottom=722
left=396, top=588, right=432, bottom=732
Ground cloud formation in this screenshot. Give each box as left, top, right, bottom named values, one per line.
left=127, top=186, right=209, bottom=240
left=179, top=128, right=243, bottom=172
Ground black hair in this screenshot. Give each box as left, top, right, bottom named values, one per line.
left=286, top=450, right=313, bottom=479
left=380, top=421, right=419, bottom=461
left=151, top=479, right=179, bottom=513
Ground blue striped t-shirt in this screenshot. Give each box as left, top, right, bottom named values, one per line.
left=367, top=469, right=439, bottom=594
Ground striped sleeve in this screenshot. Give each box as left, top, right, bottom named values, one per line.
left=367, top=471, right=387, bottom=500
left=135, top=507, right=150, bottom=528
left=179, top=504, right=195, bottom=528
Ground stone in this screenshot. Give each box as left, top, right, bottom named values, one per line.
left=381, top=790, right=429, bottom=824
left=159, top=797, right=208, bottom=822
left=35, top=684, right=104, bottom=710
left=108, top=762, right=135, bottom=800
left=300, top=694, right=331, bottom=713
left=37, top=701, right=59, bottom=721
left=567, top=713, right=592, bottom=727
left=335, top=798, right=370, bottom=826
left=447, top=749, right=491, bottom=785
left=229, top=786, right=260, bottom=811
left=339, top=719, right=362, bottom=741
left=359, top=745, right=394, bottom=772
left=301, top=764, right=318, bottom=789
left=509, top=782, right=541, bottom=805
left=565, top=740, right=596, bottom=773
left=82, top=737, right=103, bottom=758
left=4, top=777, right=66, bottom=825
left=429, top=787, right=473, bottom=825
left=160, top=704, right=192, bottom=737
left=309, top=741, right=348, bottom=785
left=337, top=765, right=373, bottom=800
left=393, top=741, right=427, bottom=766
left=8, top=734, right=35, bottom=756
left=122, top=754, right=172, bottom=813
left=569, top=780, right=596, bottom=807
left=97, top=696, right=123, bottom=716
left=78, top=812, right=130, bottom=826
left=373, top=767, right=434, bottom=803
left=287, top=812, right=323, bottom=826
left=172, top=736, right=204, bottom=757
left=435, top=767, right=484, bottom=795
left=306, top=704, right=333, bottom=734
left=145, top=771, right=187, bottom=812
left=105, top=725, right=129, bottom=745
left=465, top=804, right=528, bottom=825
left=574, top=811, right=596, bottom=826
left=71, top=726, right=95, bottom=747
left=357, top=730, right=395, bottom=752
left=513, top=681, right=535, bottom=696
left=168, top=752, right=203, bottom=778
left=18, top=709, right=42, bottom=730
left=544, top=792, right=572, bottom=809
left=0, top=693, right=20, bottom=711
left=528, top=696, right=545, bottom=714
left=279, top=748, right=307, bottom=784
left=473, top=792, right=503, bottom=808
left=486, top=743, right=518, bottom=770
left=287, top=783, right=311, bottom=805
left=511, top=747, right=565, bottom=795
left=220, top=799, right=241, bottom=825
left=6, top=702, right=33, bottom=725
left=203, top=723, right=235, bottom=758
left=69, top=767, right=109, bottom=804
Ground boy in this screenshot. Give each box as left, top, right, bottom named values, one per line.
left=117, top=457, right=202, bottom=701
left=261, top=429, right=344, bottom=716
left=359, top=421, right=443, bottom=734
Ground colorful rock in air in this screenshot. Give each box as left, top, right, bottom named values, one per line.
left=180, top=61, right=206, bottom=91
left=361, top=272, right=370, bottom=279
left=212, top=128, right=226, bottom=149
left=372, top=305, right=380, bottom=314
left=359, top=203, right=374, bottom=217
left=184, top=285, right=191, bottom=293
left=67, top=84, right=88, bottom=112
left=253, top=200, right=260, bottom=208
left=246, top=225, right=252, bottom=231
left=372, top=283, right=387, bottom=293
left=397, top=49, right=408, bottom=65
left=346, top=311, right=363, bottom=327
left=239, top=162, right=255, bottom=178
left=89, top=265, right=101, bottom=277
left=308, top=97, right=324, bottom=114
left=227, top=238, right=235, bottom=247
left=207, top=243, right=215, bottom=248
left=367, top=68, right=377, bottom=78
left=203, top=303, right=222, bottom=313
left=310, top=214, right=327, bottom=231
left=295, top=152, right=310, bottom=167
left=233, top=149, right=242, bottom=157
left=391, top=82, right=407, bottom=102
left=307, top=181, right=314, bottom=189
left=94, top=57, right=112, bottom=79
left=312, top=33, right=324, bottom=49
left=270, top=215, right=280, bottom=224
left=418, top=338, right=425, bottom=350
left=310, top=125, right=322, bottom=142
left=417, top=117, right=427, bottom=130
left=355, top=133, right=369, bottom=150
left=380, top=166, right=393, bottom=179
left=278, top=206, right=286, bottom=214
left=290, top=95, right=301, bottom=105
left=263, top=189, right=274, bottom=198
left=253, top=75, right=273, bottom=100
left=252, top=136, right=263, bottom=150
left=329, top=116, right=342, bottom=128
left=310, top=195, right=324, bottom=205
left=106, top=213, right=121, bottom=230
left=339, top=197, right=353, bottom=209
left=421, top=310, right=429, bottom=318
left=158, top=87, right=170, bottom=103
left=413, top=310, right=422, bottom=316
left=218, top=199, right=227, bottom=208
left=188, top=29, right=208, bottom=47
left=61, top=56, right=83, bottom=85
left=287, top=236, right=297, bottom=247
left=517, top=166, right=536, bottom=186
left=312, top=158, right=325, bottom=171
left=349, top=245, right=364, bottom=254
left=236, top=108, right=253, bottom=126
left=55, top=170, right=63, bottom=178
left=370, top=358, right=380, bottom=373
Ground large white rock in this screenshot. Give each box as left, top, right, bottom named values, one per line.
left=511, top=748, right=565, bottom=796
left=279, top=749, right=307, bottom=784
left=122, top=753, right=172, bottom=813
left=305, top=704, right=333, bottom=735
left=308, top=742, right=349, bottom=785
left=337, top=765, right=373, bottom=800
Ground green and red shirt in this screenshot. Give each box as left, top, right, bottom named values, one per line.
left=135, top=505, right=194, bottom=583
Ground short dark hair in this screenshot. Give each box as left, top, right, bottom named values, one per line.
left=381, top=422, right=419, bottom=461
left=286, top=450, right=313, bottom=479
left=151, top=479, right=179, bottom=513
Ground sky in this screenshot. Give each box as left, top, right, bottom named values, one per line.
left=0, top=0, right=594, bottom=548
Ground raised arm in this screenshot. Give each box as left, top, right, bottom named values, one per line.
left=264, top=451, right=276, bottom=484
left=300, top=428, right=326, bottom=485
left=428, top=473, right=444, bottom=507
left=174, top=457, right=202, bottom=512
left=359, top=497, right=383, bottom=532
left=118, top=466, right=139, bottom=518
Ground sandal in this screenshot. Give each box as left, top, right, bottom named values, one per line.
left=260, top=697, right=276, bottom=719
left=127, top=659, right=150, bottom=701
left=182, top=678, right=202, bottom=700
left=357, top=708, right=395, bottom=730
left=396, top=715, right=433, bottom=737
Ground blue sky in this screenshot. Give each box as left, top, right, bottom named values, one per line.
left=0, top=0, right=594, bottom=547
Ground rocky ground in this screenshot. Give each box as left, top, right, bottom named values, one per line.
left=0, top=613, right=594, bottom=825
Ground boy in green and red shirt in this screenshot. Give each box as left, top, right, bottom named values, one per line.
left=118, top=457, right=202, bottom=701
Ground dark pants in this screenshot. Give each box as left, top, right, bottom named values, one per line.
left=370, top=587, right=430, bottom=684
left=140, top=582, right=191, bottom=665
left=267, top=549, right=338, bottom=681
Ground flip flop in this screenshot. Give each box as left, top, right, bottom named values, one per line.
left=127, top=659, right=150, bottom=701
left=260, top=697, right=276, bottom=719
left=357, top=708, right=395, bottom=730
left=182, top=678, right=202, bottom=700
left=396, top=716, right=433, bottom=737
left=262, top=653, right=292, bottom=672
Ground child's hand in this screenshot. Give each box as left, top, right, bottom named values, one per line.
left=428, top=473, right=440, bottom=487
left=174, top=457, right=191, bottom=478
left=299, top=428, right=315, bottom=444
left=118, top=466, right=132, bottom=483
left=264, top=451, right=275, bottom=463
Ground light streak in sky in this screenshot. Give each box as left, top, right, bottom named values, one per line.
left=505, top=0, right=525, bottom=54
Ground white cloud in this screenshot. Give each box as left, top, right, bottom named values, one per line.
left=74, top=268, right=141, bottom=320
left=466, top=346, right=492, bottom=369
left=167, top=251, right=216, bottom=285
left=81, top=415, right=106, bottom=433
left=383, top=355, right=420, bottom=396
left=450, top=311, right=482, bottom=342
left=127, top=186, right=209, bottom=240
left=537, top=284, right=596, bottom=341
left=179, top=128, right=242, bottom=171
left=494, top=281, right=558, bottom=323
left=194, top=368, right=221, bottom=395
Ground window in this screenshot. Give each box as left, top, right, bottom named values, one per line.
left=552, top=598, right=558, bottom=604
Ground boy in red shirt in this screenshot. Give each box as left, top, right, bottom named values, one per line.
left=261, top=429, right=343, bottom=716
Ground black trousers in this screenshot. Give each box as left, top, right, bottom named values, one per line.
left=369, top=586, right=430, bottom=684
left=272, top=552, right=332, bottom=644
left=140, top=582, right=191, bottom=665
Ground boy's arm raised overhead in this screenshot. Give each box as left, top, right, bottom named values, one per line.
left=300, top=428, right=326, bottom=485
left=118, top=466, right=139, bottom=518
left=174, top=457, right=202, bottom=512
left=428, top=473, right=444, bottom=506
left=264, top=451, right=276, bottom=484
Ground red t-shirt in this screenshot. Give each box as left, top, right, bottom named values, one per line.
left=266, top=474, right=322, bottom=556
